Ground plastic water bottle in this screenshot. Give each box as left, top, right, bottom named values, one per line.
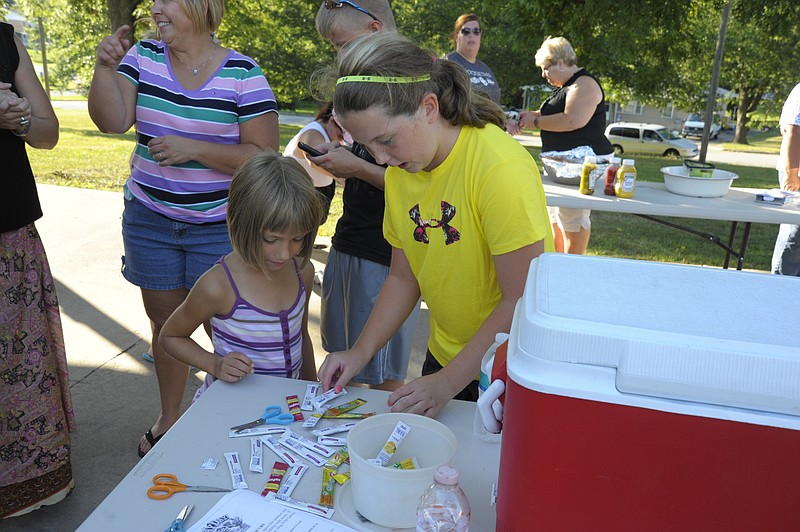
left=416, top=465, right=470, bottom=531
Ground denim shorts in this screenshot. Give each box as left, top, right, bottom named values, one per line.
left=121, top=194, right=232, bottom=290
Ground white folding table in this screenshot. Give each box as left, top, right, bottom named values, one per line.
left=77, top=375, right=501, bottom=531
left=543, top=175, right=800, bottom=269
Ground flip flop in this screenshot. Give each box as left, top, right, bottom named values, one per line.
left=137, top=428, right=164, bottom=458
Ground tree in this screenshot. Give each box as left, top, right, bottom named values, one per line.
left=721, top=1, right=800, bottom=143
left=219, top=1, right=332, bottom=108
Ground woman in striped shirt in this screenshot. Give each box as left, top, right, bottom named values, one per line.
left=88, top=0, right=279, bottom=458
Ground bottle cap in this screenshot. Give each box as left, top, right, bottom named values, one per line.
left=610, top=156, right=621, bottom=164
left=434, top=465, right=459, bottom=486
left=584, top=155, right=597, bottom=164
left=622, top=158, right=635, bottom=166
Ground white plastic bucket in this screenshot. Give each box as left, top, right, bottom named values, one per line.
left=347, top=413, right=457, bottom=528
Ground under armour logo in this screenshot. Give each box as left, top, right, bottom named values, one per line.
left=409, top=202, right=460, bottom=245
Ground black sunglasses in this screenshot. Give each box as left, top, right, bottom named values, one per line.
left=323, top=0, right=381, bottom=23
left=460, top=27, right=482, bottom=35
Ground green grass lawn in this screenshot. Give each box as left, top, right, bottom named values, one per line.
left=29, top=108, right=779, bottom=272
left=721, top=129, right=782, bottom=154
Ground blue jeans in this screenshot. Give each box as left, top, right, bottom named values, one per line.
left=121, top=193, right=232, bottom=290
left=771, top=170, right=800, bottom=276
left=772, top=223, right=800, bottom=276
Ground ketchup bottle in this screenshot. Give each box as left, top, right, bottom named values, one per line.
left=603, top=156, right=621, bottom=196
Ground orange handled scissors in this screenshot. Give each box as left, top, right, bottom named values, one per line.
left=147, top=473, right=231, bottom=500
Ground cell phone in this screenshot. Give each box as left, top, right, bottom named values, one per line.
left=298, top=141, right=323, bottom=157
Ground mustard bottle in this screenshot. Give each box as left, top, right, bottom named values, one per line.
left=615, top=158, right=637, bottom=198
left=579, top=156, right=597, bottom=195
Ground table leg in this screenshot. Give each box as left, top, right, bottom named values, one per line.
left=723, top=222, right=738, bottom=269
left=634, top=215, right=750, bottom=270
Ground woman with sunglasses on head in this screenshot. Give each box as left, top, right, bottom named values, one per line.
left=312, top=1, right=421, bottom=394
left=318, top=32, right=554, bottom=418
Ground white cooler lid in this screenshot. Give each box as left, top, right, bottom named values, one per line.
left=512, top=254, right=800, bottom=417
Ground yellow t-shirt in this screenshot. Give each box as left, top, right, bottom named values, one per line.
left=384, top=124, right=554, bottom=366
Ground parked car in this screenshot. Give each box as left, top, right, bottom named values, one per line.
left=682, top=113, right=722, bottom=139
left=605, top=122, right=699, bottom=158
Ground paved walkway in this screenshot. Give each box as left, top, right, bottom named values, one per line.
left=5, top=184, right=429, bottom=531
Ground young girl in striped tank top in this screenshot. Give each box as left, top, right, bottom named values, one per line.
left=160, top=151, right=323, bottom=399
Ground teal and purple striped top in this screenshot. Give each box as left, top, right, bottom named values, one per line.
left=118, top=40, right=278, bottom=223
left=192, top=257, right=305, bottom=400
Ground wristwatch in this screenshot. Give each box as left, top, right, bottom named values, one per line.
left=533, top=116, right=539, bottom=129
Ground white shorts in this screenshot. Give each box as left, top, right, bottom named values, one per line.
left=548, top=206, right=591, bottom=232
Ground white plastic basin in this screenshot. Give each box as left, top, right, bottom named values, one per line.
left=347, top=413, right=457, bottom=528
left=660, top=166, right=739, bottom=198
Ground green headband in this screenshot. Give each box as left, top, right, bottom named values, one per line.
left=336, top=75, right=431, bottom=85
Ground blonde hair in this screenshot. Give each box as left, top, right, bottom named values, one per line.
left=535, top=36, right=577, bottom=68
left=315, top=0, right=395, bottom=40
left=451, top=13, right=479, bottom=48
left=332, top=32, right=505, bottom=128
left=177, top=0, right=225, bottom=34
left=227, top=151, right=322, bottom=277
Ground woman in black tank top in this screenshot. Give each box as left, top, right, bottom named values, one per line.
left=520, top=36, right=612, bottom=255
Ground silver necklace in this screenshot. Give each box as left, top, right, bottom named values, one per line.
left=172, top=43, right=217, bottom=76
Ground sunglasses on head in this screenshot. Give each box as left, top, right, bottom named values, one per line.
left=460, top=27, right=482, bottom=35
left=323, top=0, right=381, bottom=23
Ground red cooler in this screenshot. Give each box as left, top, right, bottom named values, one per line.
left=495, top=254, right=800, bottom=531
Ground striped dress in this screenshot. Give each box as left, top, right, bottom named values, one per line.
left=117, top=40, right=278, bottom=223
left=194, top=257, right=306, bottom=399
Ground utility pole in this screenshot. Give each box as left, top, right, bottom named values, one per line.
left=37, top=17, right=50, bottom=98
left=699, top=0, right=732, bottom=163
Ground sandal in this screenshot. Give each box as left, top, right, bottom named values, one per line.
left=137, top=428, right=164, bottom=458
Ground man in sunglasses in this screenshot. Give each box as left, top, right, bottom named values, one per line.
left=310, top=1, right=420, bottom=393
left=316, top=0, right=394, bottom=49
left=446, top=13, right=501, bottom=105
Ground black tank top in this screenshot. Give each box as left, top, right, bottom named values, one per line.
left=0, top=22, right=42, bottom=233
left=539, top=68, right=613, bottom=155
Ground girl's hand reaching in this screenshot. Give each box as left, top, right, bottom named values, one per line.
left=215, top=351, right=254, bottom=382
left=318, top=349, right=371, bottom=393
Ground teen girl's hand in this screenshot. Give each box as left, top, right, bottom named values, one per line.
left=318, top=349, right=371, bottom=393
left=387, top=373, right=457, bottom=418
left=215, top=351, right=254, bottom=382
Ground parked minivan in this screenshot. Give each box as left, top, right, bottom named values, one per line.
left=605, top=122, right=699, bottom=158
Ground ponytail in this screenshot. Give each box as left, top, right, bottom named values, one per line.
left=433, top=59, right=505, bottom=129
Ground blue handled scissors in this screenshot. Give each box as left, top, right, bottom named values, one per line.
left=164, top=504, right=193, bottom=532
left=231, top=405, right=295, bottom=433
